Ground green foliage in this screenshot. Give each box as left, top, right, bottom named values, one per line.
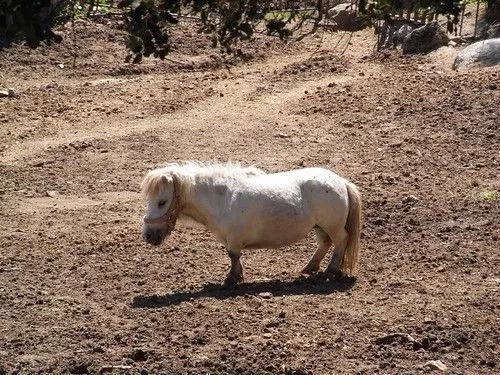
left=0, top=0, right=69, bottom=47
left=119, top=0, right=179, bottom=63
left=0, top=0, right=301, bottom=59
left=360, top=0, right=465, bottom=15
left=118, top=1, right=298, bottom=62
left=3, top=0, right=491, bottom=62
left=0, top=1, right=118, bottom=47
left=361, top=0, right=465, bottom=34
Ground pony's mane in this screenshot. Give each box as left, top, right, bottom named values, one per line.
left=141, top=161, right=265, bottom=199
left=165, top=161, right=265, bottom=179
left=141, top=171, right=168, bottom=199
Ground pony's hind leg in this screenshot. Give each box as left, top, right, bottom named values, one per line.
left=301, top=227, right=332, bottom=275
left=224, top=248, right=244, bottom=286
left=325, top=227, right=348, bottom=278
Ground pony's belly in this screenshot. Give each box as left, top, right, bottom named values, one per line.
left=242, top=221, right=311, bottom=249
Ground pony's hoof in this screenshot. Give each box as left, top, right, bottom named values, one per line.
left=223, top=274, right=244, bottom=287
left=324, top=268, right=344, bottom=280
left=307, top=272, right=327, bottom=284
left=301, top=264, right=320, bottom=275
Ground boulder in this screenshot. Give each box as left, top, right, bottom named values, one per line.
left=326, top=3, right=365, bottom=31
left=453, top=38, right=500, bottom=70
left=402, top=21, right=449, bottom=54
left=393, top=24, right=413, bottom=47
left=481, top=22, right=500, bottom=39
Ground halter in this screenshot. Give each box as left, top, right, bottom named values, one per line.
left=143, top=175, right=182, bottom=235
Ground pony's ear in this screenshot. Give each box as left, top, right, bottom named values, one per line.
left=171, top=174, right=181, bottom=195
left=157, top=174, right=179, bottom=195
left=141, top=171, right=176, bottom=199
left=160, top=174, right=172, bottom=186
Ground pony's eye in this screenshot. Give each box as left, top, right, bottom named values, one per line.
left=158, top=200, right=167, bottom=208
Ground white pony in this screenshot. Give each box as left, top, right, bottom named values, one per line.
left=141, top=161, right=361, bottom=286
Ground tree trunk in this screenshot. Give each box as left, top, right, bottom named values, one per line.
left=486, top=0, right=500, bottom=22
left=317, top=0, right=324, bottom=21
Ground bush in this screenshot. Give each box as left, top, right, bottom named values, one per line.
left=0, top=0, right=70, bottom=47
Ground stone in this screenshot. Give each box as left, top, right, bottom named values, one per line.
left=481, top=22, right=500, bottom=39
left=393, top=24, right=413, bottom=47
left=277, top=133, right=290, bottom=138
left=402, top=195, right=419, bottom=204
left=258, top=292, right=273, bottom=299
left=46, top=190, right=59, bottom=198
left=452, top=38, right=500, bottom=70
left=423, top=360, right=447, bottom=371
left=0, top=88, right=18, bottom=98
left=326, top=3, right=366, bottom=31
left=402, top=21, right=449, bottom=54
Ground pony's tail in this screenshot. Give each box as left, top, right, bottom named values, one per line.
left=341, top=181, right=362, bottom=276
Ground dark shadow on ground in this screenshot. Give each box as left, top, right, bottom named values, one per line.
left=132, top=274, right=356, bottom=308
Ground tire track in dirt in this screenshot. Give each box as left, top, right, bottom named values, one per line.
left=2, top=190, right=140, bottom=215
left=0, top=49, right=374, bottom=166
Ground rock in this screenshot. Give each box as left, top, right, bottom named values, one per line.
left=402, top=21, right=449, bottom=54
left=258, top=292, right=273, bottom=299
left=326, top=3, right=366, bottom=31
left=402, top=195, right=419, bottom=204
left=452, top=38, right=500, bottom=70
left=393, top=24, right=413, bottom=47
left=423, top=360, right=447, bottom=371
left=481, top=21, right=500, bottom=39
left=8, top=88, right=18, bottom=97
left=46, top=190, right=59, bottom=198
left=342, top=120, right=354, bottom=128
left=375, top=332, right=416, bottom=345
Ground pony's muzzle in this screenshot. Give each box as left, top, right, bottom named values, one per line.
left=142, top=225, right=166, bottom=246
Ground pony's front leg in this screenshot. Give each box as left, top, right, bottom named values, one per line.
left=224, top=249, right=244, bottom=286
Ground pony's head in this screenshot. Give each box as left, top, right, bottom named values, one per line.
left=141, top=170, right=182, bottom=246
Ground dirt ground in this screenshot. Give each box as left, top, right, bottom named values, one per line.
left=0, top=14, right=499, bottom=375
